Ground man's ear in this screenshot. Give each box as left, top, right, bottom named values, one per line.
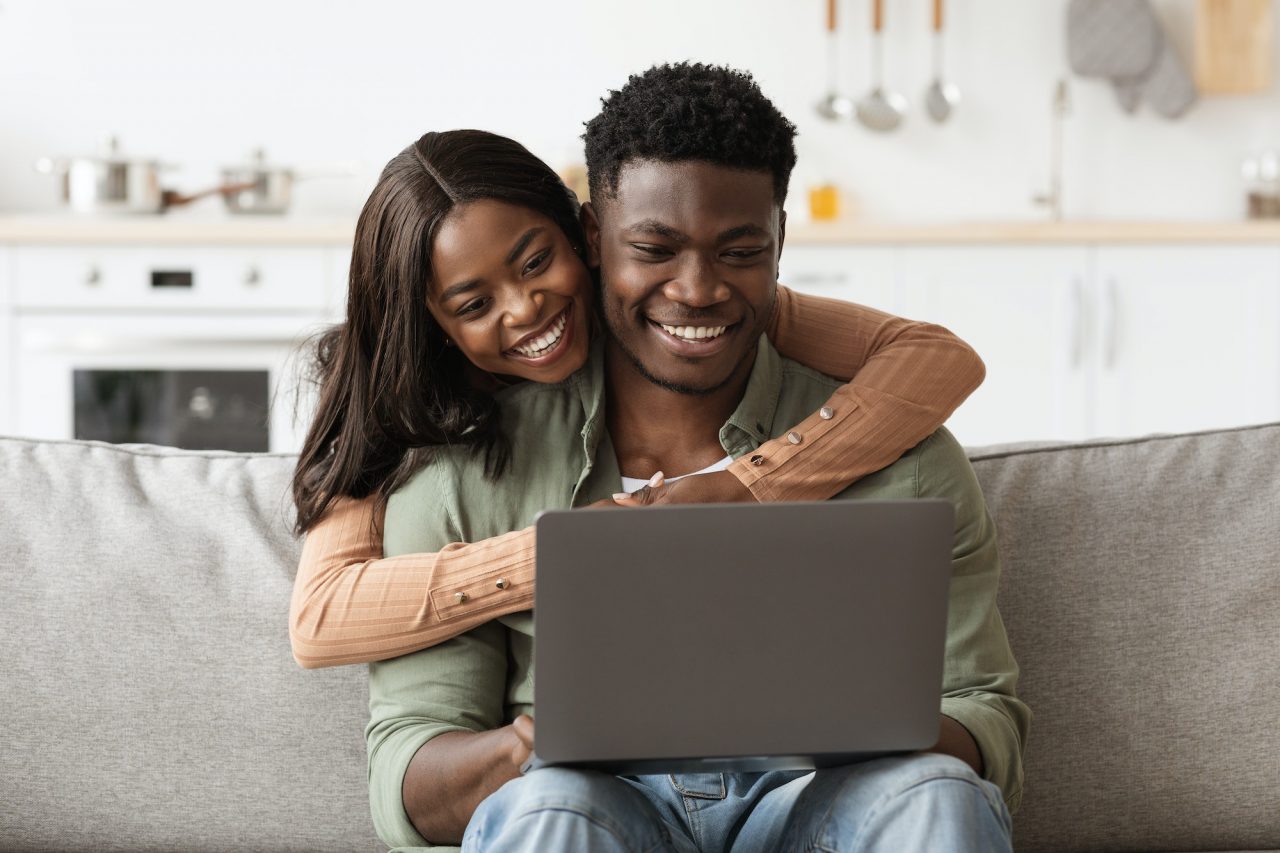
left=776, top=207, right=787, bottom=270
left=580, top=202, right=602, bottom=268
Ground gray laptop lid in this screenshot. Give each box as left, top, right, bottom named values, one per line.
left=533, top=500, right=954, bottom=774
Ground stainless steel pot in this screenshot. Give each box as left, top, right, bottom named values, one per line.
left=36, top=137, right=256, bottom=215
left=220, top=149, right=293, bottom=215
left=35, top=137, right=170, bottom=214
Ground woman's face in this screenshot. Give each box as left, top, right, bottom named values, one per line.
left=427, top=200, right=593, bottom=383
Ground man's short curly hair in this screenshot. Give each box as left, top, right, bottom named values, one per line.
left=582, top=62, right=798, bottom=206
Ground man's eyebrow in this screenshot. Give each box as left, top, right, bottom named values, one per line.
left=716, top=224, right=770, bottom=243
left=624, top=219, right=689, bottom=242
left=505, top=227, right=545, bottom=265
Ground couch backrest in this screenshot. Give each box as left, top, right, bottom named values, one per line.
left=0, top=438, right=379, bottom=852
left=969, top=422, right=1280, bottom=853
left=2, top=425, right=1278, bottom=852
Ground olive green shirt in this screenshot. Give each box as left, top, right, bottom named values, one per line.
left=366, top=339, right=1030, bottom=851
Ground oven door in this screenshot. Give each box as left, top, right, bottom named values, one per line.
left=15, top=312, right=325, bottom=453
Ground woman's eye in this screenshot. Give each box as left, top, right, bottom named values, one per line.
left=522, top=249, right=552, bottom=276
left=458, top=297, right=490, bottom=316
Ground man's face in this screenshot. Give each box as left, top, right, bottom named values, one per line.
left=586, top=160, right=784, bottom=395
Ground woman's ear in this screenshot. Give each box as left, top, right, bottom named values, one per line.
left=580, top=202, right=602, bottom=267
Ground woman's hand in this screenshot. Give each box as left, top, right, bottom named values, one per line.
left=613, top=469, right=755, bottom=507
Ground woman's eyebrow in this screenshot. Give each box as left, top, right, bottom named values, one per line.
left=505, top=227, right=546, bottom=264
left=438, top=279, right=481, bottom=303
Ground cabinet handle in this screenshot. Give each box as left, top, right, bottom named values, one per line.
left=1103, top=277, right=1119, bottom=369
left=85, top=266, right=102, bottom=287
left=244, top=266, right=262, bottom=287
left=1069, top=276, right=1085, bottom=369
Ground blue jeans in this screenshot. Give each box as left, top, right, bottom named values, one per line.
left=462, top=753, right=1012, bottom=852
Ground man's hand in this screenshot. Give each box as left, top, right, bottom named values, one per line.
left=613, top=469, right=756, bottom=507
left=510, top=714, right=535, bottom=770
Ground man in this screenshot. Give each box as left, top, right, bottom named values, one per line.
left=367, top=63, right=1029, bottom=852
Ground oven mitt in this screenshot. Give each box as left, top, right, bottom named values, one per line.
left=1139, top=31, right=1197, bottom=118
left=1113, top=76, right=1143, bottom=113
left=1067, top=0, right=1160, bottom=78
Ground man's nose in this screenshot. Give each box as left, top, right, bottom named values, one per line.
left=663, top=254, right=730, bottom=308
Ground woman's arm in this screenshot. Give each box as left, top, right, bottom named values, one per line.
left=289, top=496, right=534, bottom=668
left=737, top=285, right=985, bottom=501
left=293, top=287, right=984, bottom=668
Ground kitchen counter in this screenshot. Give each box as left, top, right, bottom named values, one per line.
left=2, top=214, right=1280, bottom=245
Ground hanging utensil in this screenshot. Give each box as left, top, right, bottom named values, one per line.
left=924, top=0, right=961, bottom=122
left=856, top=0, right=909, bottom=132
left=816, top=0, right=855, bottom=120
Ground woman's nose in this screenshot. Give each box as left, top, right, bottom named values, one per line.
left=501, top=288, right=544, bottom=328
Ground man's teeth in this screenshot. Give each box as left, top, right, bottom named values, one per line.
left=512, top=311, right=568, bottom=357
left=660, top=324, right=728, bottom=341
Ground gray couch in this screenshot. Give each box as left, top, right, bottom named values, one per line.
left=2, top=424, right=1278, bottom=853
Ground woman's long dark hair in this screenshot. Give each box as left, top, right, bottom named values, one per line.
left=291, top=130, right=585, bottom=535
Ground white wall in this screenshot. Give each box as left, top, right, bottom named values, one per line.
left=2, top=0, right=1278, bottom=222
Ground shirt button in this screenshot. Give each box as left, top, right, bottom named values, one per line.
left=750, top=454, right=765, bottom=466
left=787, top=432, right=803, bottom=445
left=819, top=407, right=834, bottom=420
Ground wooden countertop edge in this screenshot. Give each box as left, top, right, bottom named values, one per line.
left=1, top=217, right=1279, bottom=245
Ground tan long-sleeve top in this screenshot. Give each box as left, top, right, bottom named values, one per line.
left=290, top=285, right=985, bottom=669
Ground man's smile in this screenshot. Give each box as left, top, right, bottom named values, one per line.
left=645, top=316, right=739, bottom=358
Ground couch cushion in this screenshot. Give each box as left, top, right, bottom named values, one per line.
left=970, top=423, right=1280, bottom=853
left=0, top=437, right=380, bottom=852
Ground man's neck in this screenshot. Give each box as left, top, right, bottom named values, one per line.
left=604, top=339, right=755, bottom=479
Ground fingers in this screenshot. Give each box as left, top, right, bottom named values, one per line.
left=512, top=713, right=535, bottom=747
left=613, top=471, right=664, bottom=506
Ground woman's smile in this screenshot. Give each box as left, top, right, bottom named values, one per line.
left=506, top=303, right=575, bottom=366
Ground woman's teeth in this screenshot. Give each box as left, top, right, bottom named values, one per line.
left=512, top=311, right=568, bottom=358
left=660, top=324, right=728, bottom=341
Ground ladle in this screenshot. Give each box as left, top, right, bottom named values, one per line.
left=924, top=0, right=962, bottom=122
left=856, top=0, right=909, bottom=132
left=816, top=0, right=855, bottom=120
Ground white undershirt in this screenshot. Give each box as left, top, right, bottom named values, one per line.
left=620, top=455, right=734, bottom=493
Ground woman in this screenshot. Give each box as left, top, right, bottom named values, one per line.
left=290, top=130, right=984, bottom=669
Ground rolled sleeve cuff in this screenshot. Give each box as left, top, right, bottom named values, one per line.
left=369, top=724, right=472, bottom=851
left=940, top=696, right=1025, bottom=812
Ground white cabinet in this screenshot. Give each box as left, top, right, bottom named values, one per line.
left=0, top=247, right=11, bottom=435
left=1092, top=246, right=1280, bottom=437
left=779, top=246, right=896, bottom=310
left=772, top=243, right=1280, bottom=446
left=896, top=247, right=1094, bottom=446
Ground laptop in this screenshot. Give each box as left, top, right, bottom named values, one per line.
left=530, top=499, right=955, bottom=775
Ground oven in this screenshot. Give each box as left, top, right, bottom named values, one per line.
left=8, top=244, right=340, bottom=453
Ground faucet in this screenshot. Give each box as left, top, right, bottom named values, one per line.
left=1033, top=79, right=1071, bottom=221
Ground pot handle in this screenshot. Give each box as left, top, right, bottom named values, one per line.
left=34, top=157, right=68, bottom=175
left=161, top=181, right=258, bottom=210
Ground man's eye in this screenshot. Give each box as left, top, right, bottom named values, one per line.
left=724, top=248, right=766, bottom=261
left=522, top=249, right=552, bottom=277
left=631, top=244, right=672, bottom=259
left=458, top=297, right=490, bottom=316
